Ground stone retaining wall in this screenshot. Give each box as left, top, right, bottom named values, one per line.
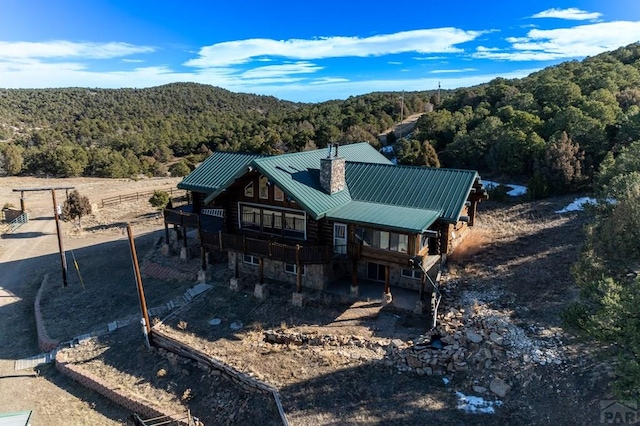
left=151, top=330, right=277, bottom=395
left=55, top=350, right=189, bottom=424
left=34, top=274, right=60, bottom=352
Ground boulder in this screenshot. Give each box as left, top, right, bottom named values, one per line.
left=490, top=378, right=511, bottom=397
left=466, top=330, right=483, bottom=343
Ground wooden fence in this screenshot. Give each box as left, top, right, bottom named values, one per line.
left=101, top=187, right=186, bottom=208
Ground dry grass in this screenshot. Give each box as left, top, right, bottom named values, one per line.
left=448, top=229, right=489, bottom=263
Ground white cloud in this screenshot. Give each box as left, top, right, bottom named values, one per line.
left=184, top=28, right=483, bottom=68
left=474, top=21, right=640, bottom=61
left=240, top=61, right=322, bottom=79
left=413, top=56, right=447, bottom=60
left=429, top=68, right=477, bottom=74
left=531, top=8, right=602, bottom=21
left=388, top=61, right=402, bottom=65
left=0, top=40, right=154, bottom=60
left=122, top=58, right=145, bottom=63
left=475, top=46, right=500, bottom=52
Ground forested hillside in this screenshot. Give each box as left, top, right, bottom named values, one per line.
left=410, top=42, right=640, bottom=197
left=0, top=83, right=428, bottom=178
left=2, top=42, right=640, bottom=198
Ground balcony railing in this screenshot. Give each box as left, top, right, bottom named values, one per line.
left=200, top=230, right=358, bottom=264
left=164, top=208, right=200, bottom=228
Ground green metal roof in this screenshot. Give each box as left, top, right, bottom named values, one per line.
left=177, top=151, right=267, bottom=196
left=179, top=142, right=480, bottom=229
left=326, top=201, right=441, bottom=233
left=253, top=143, right=391, bottom=220
left=0, top=410, right=32, bottom=426
left=345, top=162, right=478, bottom=223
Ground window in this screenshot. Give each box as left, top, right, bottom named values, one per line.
left=402, top=268, right=422, bottom=280
left=356, top=227, right=408, bottom=253
left=274, top=185, right=284, bottom=201
left=262, top=208, right=282, bottom=235
left=259, top=176, right=269, bottom=199
left=243, top=254, right=260, bottom=265
left=367, top=262, right=386, bottom=281
left=244, top=181, right=254, bottom=197
left=421, top=234, right=429, bottom=250
left=239, top=203, right=306, bottom=240
left=240, top=206, right=261, bottom=231
left=283, top=211, right=305, bottom=239
left=284, top=263, right=306, bottom=275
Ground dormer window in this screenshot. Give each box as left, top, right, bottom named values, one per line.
left=259, top=176, right=269, bottom=199
left=274, top=185, right=284, bottom=201
left=244, top=181, right=254, bottom=197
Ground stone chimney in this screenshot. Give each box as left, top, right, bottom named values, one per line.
left=320, top=143, right=346, bottom=194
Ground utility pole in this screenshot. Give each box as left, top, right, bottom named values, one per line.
left=51, top=189, right=68, bottom=287
left=399, top=90, right=405, bottom=140
left=127, top=223, right=151, bottom=347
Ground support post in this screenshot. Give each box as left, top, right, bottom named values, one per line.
left=259, top=257, right=264, bottom=285
left=20, top=191, right=25, bottom=213
left=183, top=226, right=188, bottom=249
left=384, top=265, right=390, bottom=294
left=296, top=245, right=302, bottom=293
left=420, top=270, right=426, bottom=301
left=164, top=219, right=169, bottom=244
left=51, top=190, right=68, bottom=287
left=126, top=223, right=152, bottom=347
left=201, top=247, right=207, bottom=271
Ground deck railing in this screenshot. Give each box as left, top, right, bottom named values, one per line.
left=163, top=208, right=200, bottom=228
left=200, top=230, right=354, bottom=264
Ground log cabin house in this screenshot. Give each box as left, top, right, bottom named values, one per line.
left=164, top=142, right=487, bottom=305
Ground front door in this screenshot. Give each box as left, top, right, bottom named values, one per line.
left=333, top=223, right=347, bottom=255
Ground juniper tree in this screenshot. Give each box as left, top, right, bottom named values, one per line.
left=62, top=190, right=92, bottom=229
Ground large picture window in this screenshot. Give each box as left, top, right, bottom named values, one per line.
left=356, top=227, right=408, bottom=253
left=239, top=203, right=306, bottom=240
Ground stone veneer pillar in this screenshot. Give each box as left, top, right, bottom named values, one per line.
left=319, top=150, right=346, bottom=194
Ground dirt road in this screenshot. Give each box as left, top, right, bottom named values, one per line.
left=378, top=112, right=424, bottom=144
left=0, top=177, right=176, bottom=424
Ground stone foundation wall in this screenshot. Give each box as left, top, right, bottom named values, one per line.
left=229, top=252, right=328, bottom=290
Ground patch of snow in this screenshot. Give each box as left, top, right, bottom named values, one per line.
left=442, top=377, right=450, bottom=385
left=381, top=145, right=394, bottom=153
left=483, top=180, right=527, bottom=196
left=555, top=197, right=596, bottom=213
left=455, top=391, right=503, bottom=414
left=505, top=184, right=527, bottom=196
left=390, top=157, right=398, bottom=165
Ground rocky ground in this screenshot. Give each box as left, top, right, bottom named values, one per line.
left=60, top=195, right=614, bottom=425
left=4, top=177, right=615, bottom=425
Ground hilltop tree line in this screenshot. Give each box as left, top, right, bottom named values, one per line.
left=2, top=43, right=640, bottom=199
left=0, top=83, right=429, bottom=178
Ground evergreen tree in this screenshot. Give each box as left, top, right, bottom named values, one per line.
left=149, top=190, right=170, bottom=211
left=62, top=190, right=92, bottom=229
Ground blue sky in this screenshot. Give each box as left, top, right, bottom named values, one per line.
left=1, top=1, right=640, bottom=102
